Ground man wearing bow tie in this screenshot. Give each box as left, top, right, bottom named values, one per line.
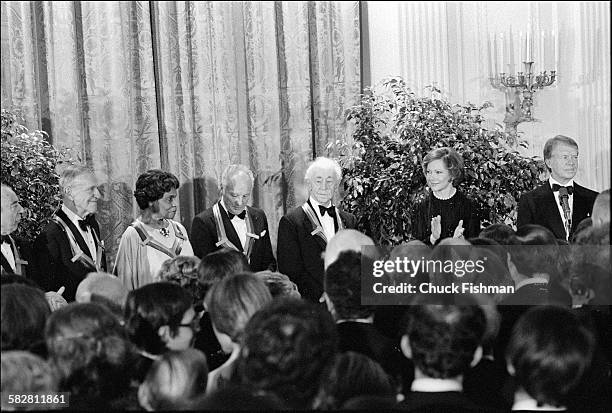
left=517, top=135, right=598, bottom=241
left=277, top=157, right=357, bottom=302
left=190, top=164, right=275, bottom=272
left=33, top=165, right=107, bottom=301
left=1, top=184, right=34, bottom=277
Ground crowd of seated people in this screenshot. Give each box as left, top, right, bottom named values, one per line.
left=1, top=180, right=610, bottom=411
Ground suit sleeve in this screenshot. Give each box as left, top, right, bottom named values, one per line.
left=190, top=215, right=218, bottom=259
left=277, top=215, right=306, bottom=285
left=516, top=193, right=534, bottom=229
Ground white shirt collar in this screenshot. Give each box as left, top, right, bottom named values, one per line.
left=220, top=199, right=246, bottom=219
left=309, top=196, right=333, bottom=209
left=410, top=377, right=463, bottom=393
left=515, top=276, right=549, bottom=290
left=512, top=397, right=566, bottom=411
left=62, top=205, right=86, bottom=224
left=549, top=177, right=575, bottom=190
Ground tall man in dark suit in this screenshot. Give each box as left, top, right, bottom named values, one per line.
left=1, top=184, right=33, bottom=277
left=33, top=165, right=107, bottom=302
left=517, top=135, right=598, bottom=241
left=190, top=164, right=275, bottom=272
left=277, top=157, right=357, bottom=302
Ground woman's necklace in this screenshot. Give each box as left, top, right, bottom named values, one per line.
left=142, top=216, right=170, bottom=237
left=432, top=187, right=456, bottom=200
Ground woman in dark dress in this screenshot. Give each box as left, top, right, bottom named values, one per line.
left=412, top=147, right=480, bottom=245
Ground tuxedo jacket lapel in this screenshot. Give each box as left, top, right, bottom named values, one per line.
left=542, top=186, right=567, bottom=239
left=219, top=204, right=244, bottom=252
left=572, top=184, right=592, bottom=230
left=301, top=209, right=327, bottom=251
left=55, top=209, right=94, bottom=259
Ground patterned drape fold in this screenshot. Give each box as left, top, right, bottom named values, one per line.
left=1, top=1, right=362, bottom=263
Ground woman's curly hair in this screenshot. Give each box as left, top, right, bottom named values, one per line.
left=133, top=169, right=179, bottom=210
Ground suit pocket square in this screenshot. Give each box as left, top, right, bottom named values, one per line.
left=260, top=229, right=266, bottom=237
left=247, top=232, right=260, bottom=240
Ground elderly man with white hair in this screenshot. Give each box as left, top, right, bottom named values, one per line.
left=190, top=164, right=275, bottom=272
left=33, top=165, right=106, bottom=302
left=277, top=157, right=357, bottom=302
left=1, top=184, right=30, bottom=276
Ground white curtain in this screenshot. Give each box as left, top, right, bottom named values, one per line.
left=367, top=1, right=610, bottom=192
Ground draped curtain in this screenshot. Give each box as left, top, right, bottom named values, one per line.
left=367, top=1, right=610, bottom=192
left=1, top=1, right=361, bottom=263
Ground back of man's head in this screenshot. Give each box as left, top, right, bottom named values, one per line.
left=591, top=189, right=610, bottom=228
left=479, top=223, right=516, bottom=245
left=507, top=306, right=595, bottom=408
left=324, top=250, right=374, bottom=320
left=507, top=225, right=559, bottom=278
left=324, top=229, right=374, bottom=270
left=237, top=297, right=338, bottom=409
left=197, top=248, right=250, bottom=297
left=76, top=272, right=127, bottom=308
left=401, top=295, right=486, bottom=379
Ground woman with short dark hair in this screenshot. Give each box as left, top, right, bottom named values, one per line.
left=114, top=169, right=194, bottom=290
left=411, top=147, right=481, bottom=244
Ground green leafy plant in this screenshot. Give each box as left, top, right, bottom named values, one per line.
left=333, top=77, right=545, bottom=245
left=1, top=109, right=74, bottom=240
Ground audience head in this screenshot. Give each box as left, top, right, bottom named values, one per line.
left=124, top=282, right=197, bottom=355
left=324, top=250, right=375, bottom=320
left=76, top=272, right=127, bottom=309
left=193, top=385, right=286, bottom=410
left=313, top=351, right=394, bottom=410
left=401, top=295, right=486, bottom=379
left=507, top=225, right=560, bottom=280
left=1, top=184, right=24, bottom=235
left=324, top=229, right=374, bottom=270
left=304, top=157, right=342, bottom=206
left=205, top=272, right=272, bottom=352
left=570, top=217, right=593, bottom=244
left=197, top=248, right=250, bottom=298
left=568, top=228, right=611, bottom=305
left=237, top=297, right=338, bottom=409
left=138, top=349, right=208, bottom=411
left=1, top=284, right=50, bottom=354
left=543, top=135, right=579, bottom=183
left=45, top=302, right=133, bottom=403
left=591, top=188, right=610, bottom=228
left=1, top=351, right=58, bottom=409
left=422, top=147, right=464, bottom=194
left=220, top=164, right=254, bottom=216
left=157, top=255, right=202, bottom=305
left=255, top=270, right=301, bottom=298
left=479, top=223, right=516, bottom=245
left=133, top=169, right=180, bottom=219
left=58, top=164, right=100, bottom=218
left=506, top=306, right=595, bottom=408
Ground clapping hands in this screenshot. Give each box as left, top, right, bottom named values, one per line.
left=430, top=216, right=465, bottom=244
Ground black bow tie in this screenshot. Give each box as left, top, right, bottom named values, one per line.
left=228, top=210, right=247, bottom=220
left=552, top=184, right=574, bottom=195
left=78, top=215, right=95, bottom=231
left=1, top=234, right=11, bottom=244
left=319, top=205, right=335, bottom=217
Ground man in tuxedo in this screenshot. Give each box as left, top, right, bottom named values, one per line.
left=33, top=165, right=107, bottom=302
left=190, top=164, right=275, bottom=272
left=1, top=184, right=33, bottom=277
left=517, top=135, right=598, bottom=241
left=277, top=156, right=356, bottom=302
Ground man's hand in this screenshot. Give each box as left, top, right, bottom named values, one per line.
left=45, top=286, right=68, bottom=311
left=453, top=220, right=465, bottom=239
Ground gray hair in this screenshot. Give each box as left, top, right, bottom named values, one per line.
left=58, top=164, right=94, bottom=191
left=304, top=157, right=342, bottom=182
left=220, top=164, right=255, bottom=190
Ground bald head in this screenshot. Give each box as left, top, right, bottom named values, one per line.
left=75, top=272, right=128, bottom=307
left=592, top=189, right=610, bottom=228
left=324, top=229, right=374, bottom=269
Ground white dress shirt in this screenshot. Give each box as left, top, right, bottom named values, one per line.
left=1, top=237, right=16, bottom=271
left=549, top=177, right=574, bottom=238
left=62, top=205, right=97, bottom=261
left=309, top=197, right=336, bottom=241
left=221, top=199, right=247, bottom=249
